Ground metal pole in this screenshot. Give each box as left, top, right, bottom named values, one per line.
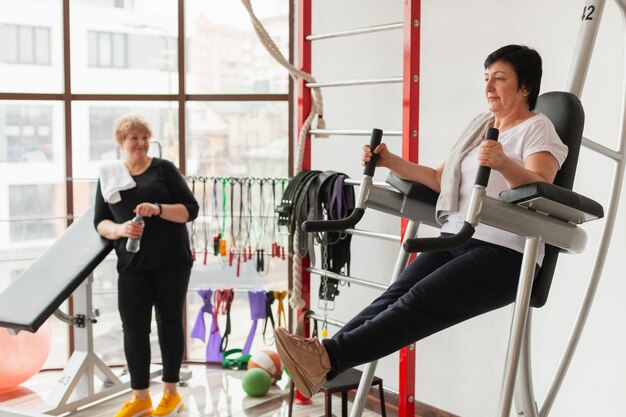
left=306, top=22, right=403, bottom=41
left=513, top=312, right=539, bottom=417
left=563, top=0, right=606, bottom=96
left=496, top=236, right=539, bottom=417
left=349, top=220, right=420, bottom=417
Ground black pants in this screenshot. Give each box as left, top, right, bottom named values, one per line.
left=323, top=238, right=534, bottom=380
left=118, top=267, right=191, bottom=389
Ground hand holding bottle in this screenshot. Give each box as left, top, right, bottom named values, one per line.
left=125, top=215, right=145, bottom=253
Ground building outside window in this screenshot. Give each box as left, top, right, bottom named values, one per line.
left=9, top=184, right=57, bottom=243
left=2, top=104, right=53, bottom=162
left=87, top=31, right=127, bottom=68
left=0, top=24, right=51, bottom=65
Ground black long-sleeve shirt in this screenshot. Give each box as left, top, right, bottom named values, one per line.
left=94, top=158, right=199, bottom=273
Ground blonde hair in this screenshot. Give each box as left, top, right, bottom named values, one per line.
left=113, top=114, right=153, bottom=145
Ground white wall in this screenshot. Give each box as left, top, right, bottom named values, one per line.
left=302, top=1, right=626, bottom=416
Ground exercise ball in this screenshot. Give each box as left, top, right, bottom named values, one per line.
left=248, top=350, right=283, bottom=384
left=0, top=321, right=52, bottom=391
left=242, top=368, right=272, bottom=397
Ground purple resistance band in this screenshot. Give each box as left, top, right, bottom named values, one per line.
left=242, top=291, right=268, bottom=355
left=329, top=174, right=353, bottom=219
left=191, top=289, right=223, bottom=362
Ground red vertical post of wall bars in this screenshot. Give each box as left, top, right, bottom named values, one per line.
left=399, top=1, right=420, bottom=416
left=296, top=0, right=313, bottom=405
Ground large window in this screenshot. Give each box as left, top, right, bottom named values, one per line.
left=0, top=0, right=291, bottom=369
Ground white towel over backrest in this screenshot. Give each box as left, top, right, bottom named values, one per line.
left=99, top=161, right=136, bottom=204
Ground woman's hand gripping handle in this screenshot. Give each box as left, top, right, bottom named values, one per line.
left=403, top=127, right=499, bottom=253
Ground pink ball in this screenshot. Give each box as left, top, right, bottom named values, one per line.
left=0, top=321, right=52, bottom=391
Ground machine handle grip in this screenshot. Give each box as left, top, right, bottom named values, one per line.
left=302, top=208, right=365, bottom=232
left=302, top=128, right=383, bottom=233
left=402, top=222, right=475, bottom=253
left=363, top=128, right=383, bottom=177
left=474, top=127, right=500, bottom=187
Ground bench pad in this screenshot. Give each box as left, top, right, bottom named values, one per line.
left=0, top=206, right=113, bottom=333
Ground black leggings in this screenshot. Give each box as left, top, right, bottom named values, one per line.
left=118, top=267, right=191, bottom=389
left=323, top=238, right=534, bottom=380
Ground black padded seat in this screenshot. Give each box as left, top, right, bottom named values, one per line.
left=385, top=172, right=439, bottom=205
left=0, top=206, right=113, bottom=333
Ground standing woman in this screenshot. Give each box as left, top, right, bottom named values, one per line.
left=94, top=114, right=198, bottom=417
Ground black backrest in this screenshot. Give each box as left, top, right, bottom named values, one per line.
left=530, top=92, right=585, bottom=307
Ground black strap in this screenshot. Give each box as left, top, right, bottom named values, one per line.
left=262, top=290, right=276, bottom=345
left=275, top=170, right=320, bottom=226
left=220, top=290, right=235, bottom=352
left=293, top=172, right=326, bottom=256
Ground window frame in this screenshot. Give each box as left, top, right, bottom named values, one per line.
left=0, top=0, right=294, bottom=359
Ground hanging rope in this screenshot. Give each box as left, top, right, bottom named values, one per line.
left=239, top=0, right=327, bottom=163
left=240, top=0, right=326, bottom=309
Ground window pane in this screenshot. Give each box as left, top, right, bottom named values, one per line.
left=0, top=100, right=67, bottom=243
left=0, top=101, right=63, bottom=164
left=186, top=0, right=289, bottom=94
left=186, top=101, right=288, bottom=178
left=71, top=100, right=180, bottom=210
left=71, top=0, right=178, bottom=94
left=0, top=0, right=62, bottom=93
left=18, top=26, right=35, bottom=64
left=97, top=33, right=113, bottom=67
left=34, top=27, right=51, bottom=64
left=9, top=184, right=63, bottom=242
left=1, top=25, right=18, bottom=63
left=112, top=33, right=126, bottom=68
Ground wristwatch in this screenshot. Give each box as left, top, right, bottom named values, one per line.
left=154, top=202, right=163, bottom=216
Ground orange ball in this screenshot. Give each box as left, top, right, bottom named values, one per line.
left=248, top=350, right=283, bottom=384
left=0, top=321, right=52, bottom=391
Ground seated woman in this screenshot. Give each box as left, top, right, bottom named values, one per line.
left=274, top=44, right=569, bottom=398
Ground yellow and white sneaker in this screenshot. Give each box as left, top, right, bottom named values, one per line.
left=114, top=395, right=153, bottom=417
left=153, top=390, right=184, bottom=417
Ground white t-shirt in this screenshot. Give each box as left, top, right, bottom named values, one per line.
left=440, top=113, right=568, bottom=265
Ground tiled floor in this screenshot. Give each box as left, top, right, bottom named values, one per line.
left=0, top=364, right=390, bottom=417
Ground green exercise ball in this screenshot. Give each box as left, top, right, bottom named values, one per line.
left=242, top=368, right=272, bottom=397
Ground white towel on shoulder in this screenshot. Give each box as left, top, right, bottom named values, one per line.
left=99, top=161, right=136, bottom=204
left=436, top=112, right=494, bottom=224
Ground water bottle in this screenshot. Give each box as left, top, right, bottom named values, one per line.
left=125, top=215, right=144, bottom=253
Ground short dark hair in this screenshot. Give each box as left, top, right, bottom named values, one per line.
left=484, top=45, right=542, bottom=111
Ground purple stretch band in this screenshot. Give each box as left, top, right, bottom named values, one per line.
left=191, top=289, right=223, bottom=362
left=242, top=291, right=267, bottom=354
left=329, top=174, right=353, bottom=219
